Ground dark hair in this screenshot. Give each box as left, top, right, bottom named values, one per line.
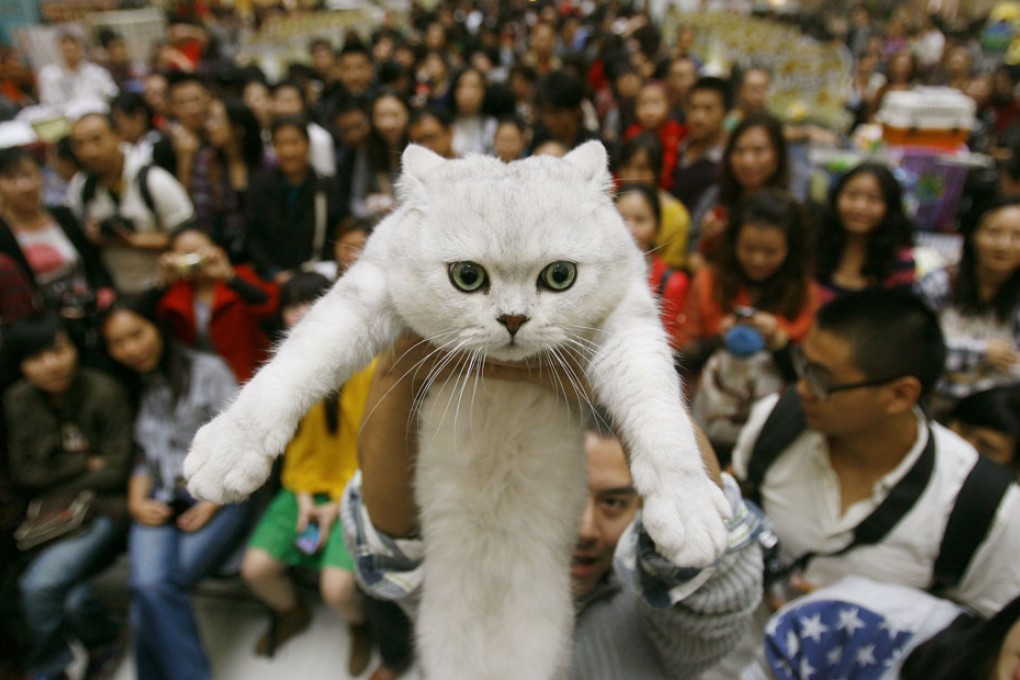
left=616, top=182, right=661, bottom=231
left=536, top=71, right=585, bottom=111
left=220, top=98, right=264, bottom=169
left=949, top=385, right=1020, bottom=471
left=54, top=136, right=79, bottom=167
left=271, top=79, right=307, bottom=109
left=409, top=105, right=452, bottom=130
left=270, top=114, right=310, bottom=141
left=450, top=67, right=488, bottom=118
left=901, top=592, right=1020, bottom=680
left=339, top=37, right=372, bottom=60
left=614, top=133, right=663, bottom=185
left=0, top=146, right=40, bottom=177
left=329, top=92, right=369, bottom=121
left=717, top=188, right=812, bottom=319
left=495, top=115, right=527, bottom=135
left=366, top=89, right=411, bottom=175
left=308, top=38, right=332, bottom=53
left=110, top=91, right=154, bottom=129
left=279, top=271, right=330, bottom=309
left=818, top=163, right=915, bottom=286
left=101, top=293, right=192, bottom=408
left=167, top=219, right=216, bottom=250
left=814, top=289, right=947, bottom=399
left=718, top=113, right=789, bottom=205
left=690, top=76, right=734, bottom=111
left=166, top=71, right=207, bottom=93
left=97, top=28, right=123, bottom=50
left=338, top=217, right=374, bottom=240
left=3, top=313, right=71, bottom=366
left=951, top=201, right=1020, bottom=322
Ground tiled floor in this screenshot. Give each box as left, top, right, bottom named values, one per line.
left=105, top=594, right=421, bottom=680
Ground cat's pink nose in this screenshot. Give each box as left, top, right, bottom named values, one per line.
left=497, top=314, right=529, bottom=336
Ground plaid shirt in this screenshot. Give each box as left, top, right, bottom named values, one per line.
left=917, top=268, right=1020, bottom=400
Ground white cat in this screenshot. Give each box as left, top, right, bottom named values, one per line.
left=184, top=142, right=731, bottom=679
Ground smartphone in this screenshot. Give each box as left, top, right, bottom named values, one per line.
left=295, top=523, right=320, bottom=555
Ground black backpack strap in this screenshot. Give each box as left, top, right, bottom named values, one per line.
left=81, top=173, right=99, bottom=208
left=744, top=388, right=805, bottom=506
left=931, top=455, right=1014, bottom=594
left=136, top=165, right=158, bottom=226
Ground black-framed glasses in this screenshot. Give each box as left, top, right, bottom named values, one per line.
left=792, top=347, right=903, bottom=400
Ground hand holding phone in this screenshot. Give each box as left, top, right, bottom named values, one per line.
left=295, top=522, right=320, bottom=555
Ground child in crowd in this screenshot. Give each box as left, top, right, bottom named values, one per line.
left=240, top=272, right=376, bottom=674
left=947, top=385, right=1020, bottom=478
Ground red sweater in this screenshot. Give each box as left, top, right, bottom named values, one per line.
left=648, top=254, right=690, bottom=349
left=157, top=265, right=279, bottom=384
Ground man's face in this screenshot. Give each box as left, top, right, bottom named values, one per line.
left=539, top=105, right=580, bottom=146
left=311, top=45, right=334, bottom=76
left=273, top=86, right=305, bottom=117
left=169, top=82, right=210, bottom=133
left=335, top=109, right=371, bottom=148
left=739, top=70, right=770, bottom=113
left=571, top=433, right=639, bottom=599
left=338, top=53, right=373, bottom=96
left=71, top=115, right=122, bottom=175
left=667, top=59, right=697, bottom=103
left=21, top=331, right=78, bottom=396
left=795, top=327, right=893, bottom=436
left=60, top=37, right=83, bottom=69
left=408, top=116, right=454, bottom=159
left=686, top=89, right=726, bottom=141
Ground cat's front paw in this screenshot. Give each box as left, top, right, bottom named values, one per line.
left=184, top=410, right=277, bottom=504
left=641, top=477, right=732, bottom=569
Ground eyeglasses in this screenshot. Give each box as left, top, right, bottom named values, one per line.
left=792, top=347, right=903, bottom=401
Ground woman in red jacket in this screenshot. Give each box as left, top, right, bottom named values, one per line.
left=156, top=223, right=278, bottom=383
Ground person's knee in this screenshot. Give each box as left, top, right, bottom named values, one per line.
left=320, top=569, right=358, bottom=612
left=240, top=548, right=285, bottom=586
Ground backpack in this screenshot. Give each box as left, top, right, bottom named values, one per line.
left=81, top=165, right=158, bottom=227
left=745, top=389, right=1014, bottom=594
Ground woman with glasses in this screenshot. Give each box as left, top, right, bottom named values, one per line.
left=917, top=200, right=1020, bottom=417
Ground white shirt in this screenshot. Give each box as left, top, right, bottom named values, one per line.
left=37, top=61, right=118, bottom=111
left=732, top=393, right=1020, bottom=617
left=308, top=122, right=336, bottom=178
left=67, top=146, right=194, bottom=293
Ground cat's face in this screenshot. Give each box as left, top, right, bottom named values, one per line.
left=380, top=143, right=643, bottom=364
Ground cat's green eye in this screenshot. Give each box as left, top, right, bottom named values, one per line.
left=449, top=261, right=488, bottom=293
left=539, top=261, right=577, bottom=292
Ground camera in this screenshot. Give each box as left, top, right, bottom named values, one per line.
left=174, top=253, right=206, bottom=275
left=98, top=214, right=138, bottom=239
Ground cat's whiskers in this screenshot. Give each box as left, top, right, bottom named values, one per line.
left=553, top=343, right=602, bottom=425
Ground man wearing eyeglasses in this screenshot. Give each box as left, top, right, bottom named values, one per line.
left=730, top=289, right=1020, bottom=619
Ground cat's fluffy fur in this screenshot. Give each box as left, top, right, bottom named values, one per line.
left=185, top=143, right=731, bottom=679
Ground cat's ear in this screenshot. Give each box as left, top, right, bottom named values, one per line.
left=402, top=144, right=447, bottom=183
left=563, top=141, right=612, bottom=193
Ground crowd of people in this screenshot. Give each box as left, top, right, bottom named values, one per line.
left=2, top=1, right=1020, bottom=679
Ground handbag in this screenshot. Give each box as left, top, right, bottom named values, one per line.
left=14, top=490, right=96, bottom=551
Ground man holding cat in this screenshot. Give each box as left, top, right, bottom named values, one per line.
left=342, top=336, right=764, bottom=679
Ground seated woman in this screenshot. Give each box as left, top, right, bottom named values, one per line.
left=815, top=162, right=915, bottom=300
left=240, top=273, right=376, bottom=674
left=917, top=200, right=1020, bottom=416
left=613, top=134, right=693, bottom=270
left=101, top=296, right=249, bottom=680
left=677, top=188, right=821, bottom=457
left=0, top=147, right=113, bottom=362
left=614, top=183, right=688, bottom=349
left=5, top=313, right=132, bottom=680
left=156, top=222, right=278, bottom=384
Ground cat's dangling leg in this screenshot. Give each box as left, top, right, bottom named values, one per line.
left=587, top=281, right=732, bottom=569
left=186, top=261, right=403, bottom=503
left=414, top=380, right=586, bottom=680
